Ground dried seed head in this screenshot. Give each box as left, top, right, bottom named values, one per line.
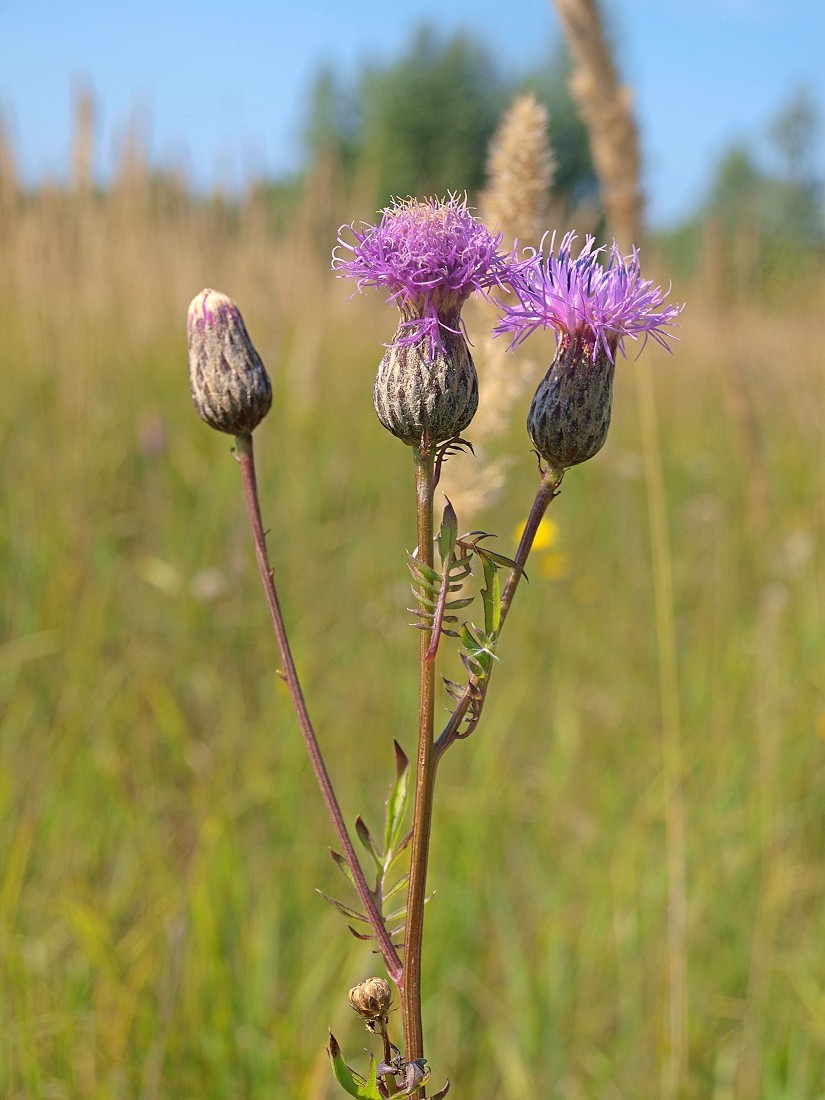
left=527, top=338, right=615, bottom=469
left=374, top=321, right=479, bottom=447
left=187, top=289, right=272, bottom=436
left=348, top=977, right=392, bottom=1022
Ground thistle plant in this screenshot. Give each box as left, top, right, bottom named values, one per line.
left=187, top=196, right=681, bottom=1098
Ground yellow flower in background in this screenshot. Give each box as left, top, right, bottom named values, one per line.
left=514, top=517, right=568, bottom=581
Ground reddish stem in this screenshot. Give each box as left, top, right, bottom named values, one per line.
left=234, top=432, right=402, bottom=984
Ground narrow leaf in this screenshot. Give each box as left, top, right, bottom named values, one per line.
left=329, top=849, right=357, bottom=888
left=355, top=816, right=383, bottom=868
left=437, top=499, right=459, bottom=566
left=316, top=889, right=369, bottom=923
left=479, top=551, right=501, bottom=636
left=384, top=744, right=410, bottom=854
left=407, top=557, right=441, bottom=585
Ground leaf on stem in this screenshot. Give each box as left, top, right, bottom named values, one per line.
left=384, top=742, right=410, bottom=855
left=316, top=888, right=370, bottom=924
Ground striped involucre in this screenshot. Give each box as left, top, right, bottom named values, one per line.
left=373, top=329, right=478, bottom=447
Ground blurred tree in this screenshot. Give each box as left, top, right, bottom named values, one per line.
left=302, top=25, right=597, bottom=213
left=304, top=63, right=360, bottom=176
left=706, top=144, right=763, bottom=231
left=356, top=26, right=505, bottom=199
left=763, top=86, right=823, bottom=243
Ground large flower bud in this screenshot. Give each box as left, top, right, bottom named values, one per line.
left=187, top=289, right=272, bottom=436
left=527, top=338, right=615, bottom=469
left=373, top=324, right=478, bottom=447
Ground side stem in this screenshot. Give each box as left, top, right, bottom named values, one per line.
left=400, top=444, right=437, bottom=1091
left=434, top=465, right=563, bottom=760
left=234, top=432, right=402, bottom=983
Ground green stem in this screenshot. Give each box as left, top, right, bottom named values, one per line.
left=400, top=444, right=437, bottom=1092
left=234, top=432, right=403, bottom=984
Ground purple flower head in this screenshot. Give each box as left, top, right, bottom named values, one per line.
left=495, top=231, right=683, bottom=363
left=333, top=194, right=517, bottom=360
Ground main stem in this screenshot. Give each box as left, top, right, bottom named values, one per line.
left=400, top=444, right=437, bottom=1088
left=234, top=432, right=402, bottom=983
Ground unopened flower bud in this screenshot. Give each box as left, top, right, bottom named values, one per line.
left=527, top=338, right=615, bottom=469
left=348, top=977, right=392, bottom=1022
left=373, top=324, right=478, bottom=447
left=187, top=289, right=272, bottom=436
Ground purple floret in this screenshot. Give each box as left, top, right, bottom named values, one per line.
left=333, top=195, right=517, bottom=358
left=495, top=231, right=683, bottom=362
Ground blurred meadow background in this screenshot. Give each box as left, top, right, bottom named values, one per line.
left=1, top=2, right=825, bottom=1098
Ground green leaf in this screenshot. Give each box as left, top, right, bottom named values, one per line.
left=408, top=556, right=441, bottom=586
left=384, top=741, right=410, bottom=854
left=316, top=889, right=369, bottom=923
left=329, top=849, right=357, bottom=887
left=478, top=551, right=501, bottom=636
left=444, top=596, right=474, bottom=611
left=355, top=816, right=383, bottom=869
left=437, top=499, right=458, bottom=565
left=327, top=1033, right=366, bottom=1097
left=327, top=1039, right=385, bottom=1099
left=382, top=872, right=409, bottom=902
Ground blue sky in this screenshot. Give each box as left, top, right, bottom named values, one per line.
left=1, top=0, right=823, bottom=227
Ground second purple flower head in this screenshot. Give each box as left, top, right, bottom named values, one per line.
left=496, top=232, right=683, bottom=470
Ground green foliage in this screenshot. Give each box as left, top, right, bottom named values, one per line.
left=302, top=26, right=597, bottom=210
left=657, top=86, right=824, bottom=295
left=328, top=1033, right=384, bottom=1099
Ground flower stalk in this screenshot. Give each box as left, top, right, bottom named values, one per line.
left=234, top=431, right=402, bottom=984
left=399, top=443, right=438, bottom=1085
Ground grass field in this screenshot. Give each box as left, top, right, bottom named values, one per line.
left=1, top=175, right=824, bottom=1099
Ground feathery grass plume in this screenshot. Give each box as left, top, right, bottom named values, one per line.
left=480, top=94, right=555, bottom=248
left=440, top=97, right=555, bottom=520
left=553, top=0, right=643, bottom=247
left=71, top=85, right=96, bottom=196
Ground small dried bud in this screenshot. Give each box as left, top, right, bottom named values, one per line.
left=373, top=325, right=478, bottom=447
left=527, top=338, right=615, bottom=469
left=348, top=977, right=392, bottom=1022
left=187, top=289, right=272, bottom=436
